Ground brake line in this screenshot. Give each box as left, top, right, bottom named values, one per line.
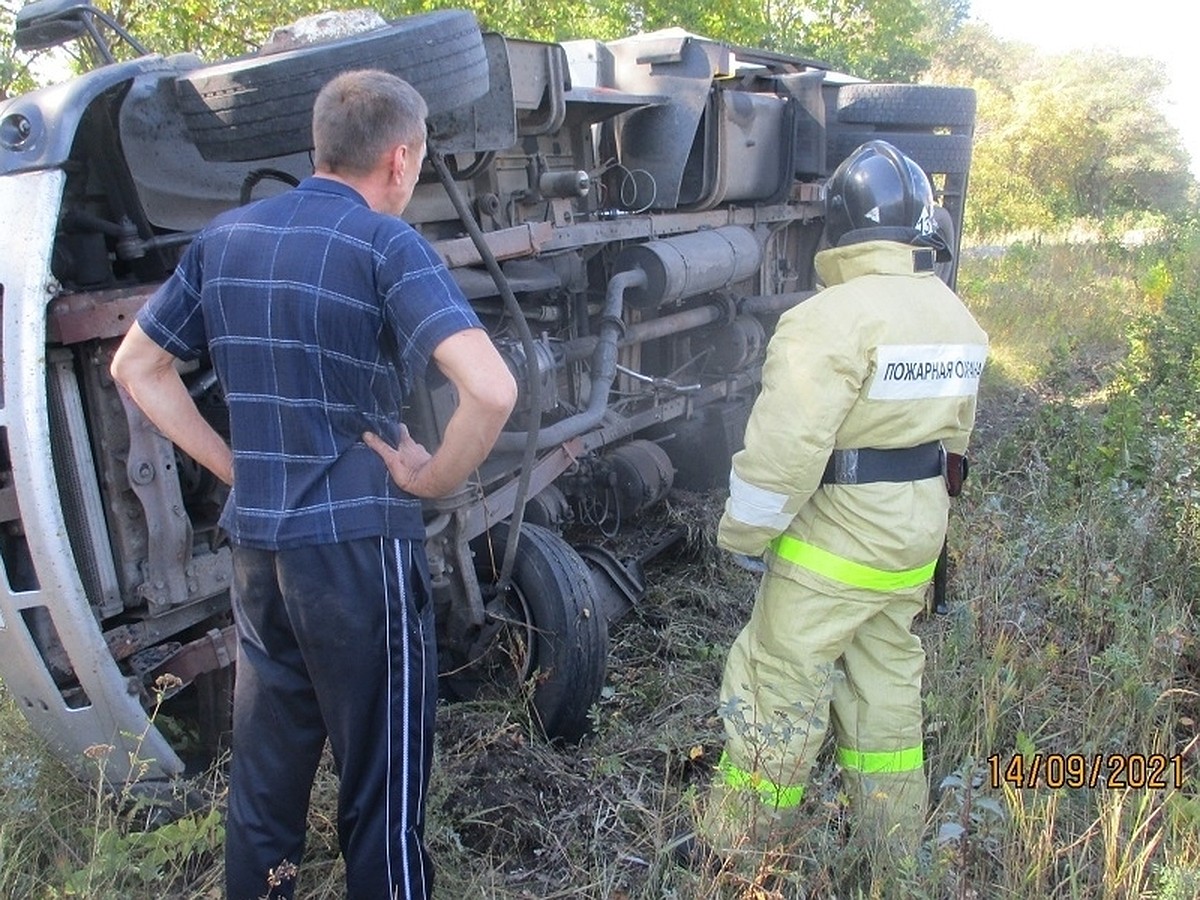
left=429, top=146, right=541, bottom=592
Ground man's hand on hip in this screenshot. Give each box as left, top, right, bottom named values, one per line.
left=363, top=426, right=432, bottom=495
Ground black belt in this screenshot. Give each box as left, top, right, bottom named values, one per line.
left=821, top=441, right=943, bottom=485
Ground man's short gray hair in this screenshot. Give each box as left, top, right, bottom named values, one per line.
left=312, top=70, right=428, bottom=175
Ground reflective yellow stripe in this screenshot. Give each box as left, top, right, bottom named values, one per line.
left=769, top=535, right=937, bottom=592
left=718, top=751, right=805, bottom=809
left=837, top=745, right=924, bottom=774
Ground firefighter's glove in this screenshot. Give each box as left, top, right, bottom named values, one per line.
left=730, top=553, right=767, bottom=574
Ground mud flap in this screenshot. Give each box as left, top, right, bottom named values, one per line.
left=575, top=544, right=645, bottom=623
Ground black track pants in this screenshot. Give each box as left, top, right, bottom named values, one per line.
left=224, top=537, right=437, bottom=900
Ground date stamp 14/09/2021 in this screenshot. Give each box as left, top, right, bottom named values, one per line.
left=987, top=753, right=1187, bottom=790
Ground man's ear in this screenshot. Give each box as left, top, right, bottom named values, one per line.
left=391, top=143, right=405, bottom=186
left=389, top=142, right=411, bottom=185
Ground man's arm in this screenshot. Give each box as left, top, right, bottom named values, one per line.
left=364, top=328, right=517, bottom=499
left=110, top=322, right=234, bottom=486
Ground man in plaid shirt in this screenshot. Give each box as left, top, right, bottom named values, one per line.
left=112, top=70, right=516, bottom=899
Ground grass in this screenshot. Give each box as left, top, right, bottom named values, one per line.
left=2, top=232, right=1200, bottom=898
left=957, top=241, right=1151, bottom=387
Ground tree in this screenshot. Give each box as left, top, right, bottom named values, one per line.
left=0, top=0, right=969, bottom=95
left=630, top=0, right=968, bottom=81
left=960, top=80, right=1058, bottom=237
left=996, top=52, right=1191, bottom=221
left=930, top=24, right=1196, bottom=236
left=783, top=0, right=931, bottom=79
left=1, top=0, right=58, bottom=97
left=103, top=0, right=327, bottom=59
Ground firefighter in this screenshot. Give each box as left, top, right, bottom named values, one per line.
left=701, top=140, right=988, bottom=856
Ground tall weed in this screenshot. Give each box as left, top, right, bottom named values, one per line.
left=930, top=229, right=1200, bottom=899
left=0, top=678, right=224, bottom=899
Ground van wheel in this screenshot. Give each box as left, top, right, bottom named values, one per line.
left=444, top=522, right=608, bottom=742
left=829, top=131, right=973, bottom=176
left=175, top=10, right=488, bottom=162
left=836, top=83, right=976, bottom=129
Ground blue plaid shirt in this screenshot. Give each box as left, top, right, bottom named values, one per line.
left=137, top=177, right=481, bottom=549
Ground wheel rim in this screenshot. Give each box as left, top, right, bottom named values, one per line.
left=441, top=522, right=609, bottom=740
left=471, top=580, right=539, bottom=690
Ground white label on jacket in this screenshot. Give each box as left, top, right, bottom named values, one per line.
left=868, top=344, right=987, bottom=400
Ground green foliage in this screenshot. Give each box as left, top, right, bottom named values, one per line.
left=405, top=0, right=964, bottom=79
left=926, top=20, right=1035, bottom=86
left=106, top=0, right=328, bottom=58
left=0, top=0, right=42, bottom=97
left=0, top=678, right=225, bottom=899
left=0, top=9, right=18, bottom=98
left=0, top=0, right=962, bottom=91
left=933, top=25, right=1197, bottom=238
left=914, top=234, right=1200, bottom=897
left=61, top=803, right=223, bottom=894
left=1, top=0, right=1194, bottom=237
left=781, top=0, right=938, bottom=80
left=1097, top=222, right=1200, bottom=570
left=961, top=228, right=1200, bottom=527
left=1010, top=52, right=1191, bottom=220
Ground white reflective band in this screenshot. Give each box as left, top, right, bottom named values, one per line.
left=868, top=343, right=987, bottom=400
left=728, top=471, right=794, bottom=530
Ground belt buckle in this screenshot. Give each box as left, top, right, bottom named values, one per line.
left=834, top=448, right=859, bottom=484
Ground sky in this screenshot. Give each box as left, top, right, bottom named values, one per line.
left=966, top=0, right=1199, bottom=176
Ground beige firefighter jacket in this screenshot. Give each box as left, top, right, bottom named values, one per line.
left=718, top=239, right=989, bottom=586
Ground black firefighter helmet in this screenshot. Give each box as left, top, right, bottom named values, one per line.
left=823, top=139, right=949, bottom=259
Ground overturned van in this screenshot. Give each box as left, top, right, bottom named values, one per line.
left=0, top=1, right=975, bottom=784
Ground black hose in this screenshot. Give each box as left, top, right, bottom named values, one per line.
left=240, top=169, right=300, bottom=206
left=737, top=290, right=817, bottom=315
left=446, top=151, right=496, bottom=181
left=491, top=267, right=645, bottom=453
left=429, top=147, right=541, bottom=593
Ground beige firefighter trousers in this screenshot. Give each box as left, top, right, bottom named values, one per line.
left=703, top=567, right=929, bottom=853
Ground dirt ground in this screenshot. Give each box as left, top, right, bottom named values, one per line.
left=427, top=488, right=754, bottom=894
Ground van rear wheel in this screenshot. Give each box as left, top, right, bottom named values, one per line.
left=829, top=131, right=973, bottom=176
left=175, top=10, right=489, bottom=162
left=443, top=522, right=608, bottom=742
left=836, top=83, right=977, bottom=129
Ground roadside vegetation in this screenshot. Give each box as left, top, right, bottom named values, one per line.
left=1, top=0, right=1198, bottom=897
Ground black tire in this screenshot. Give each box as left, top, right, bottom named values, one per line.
left=830, top=131, right=973, bottom=176
left=175, top=10, right=488, bottom=162
left=446, top=522, right=608, bottom=742
left=836, top=83, right=976, bottom=129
